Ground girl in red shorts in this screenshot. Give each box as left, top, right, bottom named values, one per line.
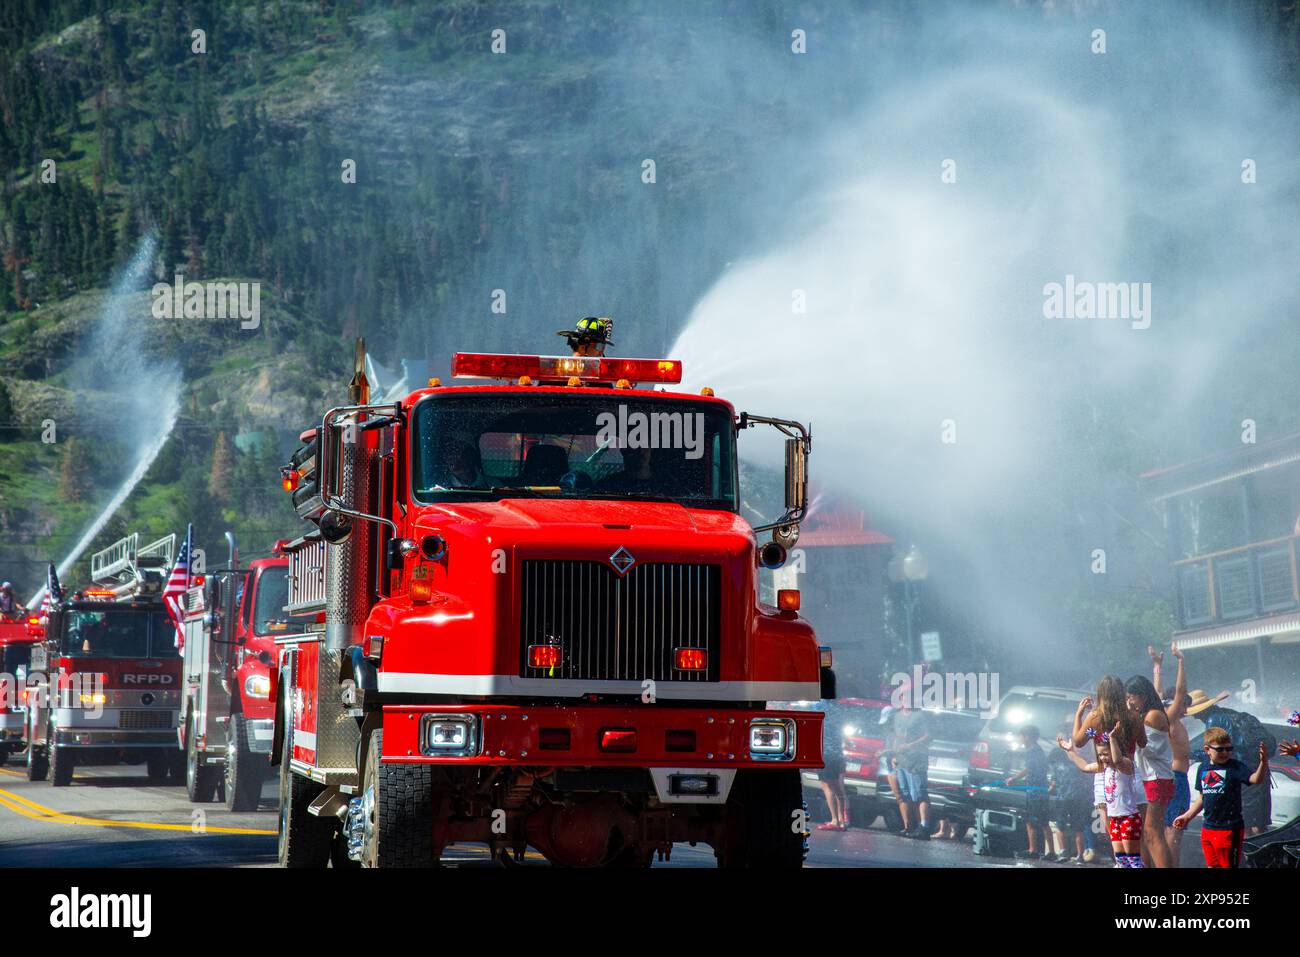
left=1072, top=730, right=1145, bottom=867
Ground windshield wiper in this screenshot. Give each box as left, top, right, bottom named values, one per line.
left=579, top=491, right=678, bottom=503
left=417, top=486, right=546, bottom=496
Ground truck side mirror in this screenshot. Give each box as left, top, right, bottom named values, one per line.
left=784, top=436, right=807, bottom=512
left=43, top=611, right=62, bottom=653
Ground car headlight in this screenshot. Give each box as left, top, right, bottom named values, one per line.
left=244, top=675, right=271, bottom=699
left=749, top=718, right=796, bottom=761
left=420, top=713, right=480, bottom=756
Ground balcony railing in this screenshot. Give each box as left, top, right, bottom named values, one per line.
left=1174, top=534, right=1300, bottom=630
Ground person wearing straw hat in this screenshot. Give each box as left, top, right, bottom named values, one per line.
left=1186, top=689, right=1277, bottom=836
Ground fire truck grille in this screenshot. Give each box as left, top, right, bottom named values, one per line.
left=118, top=710, right=173, bottom=730
left=519, top=560, right=721, bottom=683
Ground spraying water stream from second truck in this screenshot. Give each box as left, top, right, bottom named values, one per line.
left=27, top=234, right=182, bottom=606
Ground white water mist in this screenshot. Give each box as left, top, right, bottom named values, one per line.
left=28, top=234, right=182, bottom=606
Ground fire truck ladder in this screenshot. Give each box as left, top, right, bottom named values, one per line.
left=90, top=532, right=176, bottom=598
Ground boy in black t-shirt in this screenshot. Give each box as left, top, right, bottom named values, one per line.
left=1172, top=726, right=1269, bottom=868
left=1005, top=725, right=1050, bottom=860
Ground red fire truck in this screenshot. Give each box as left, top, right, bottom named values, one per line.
left=272, top=338, right=832, bottom=867
left=0, top=614, right=43, bottom=765
left=24, top=534, right=185, bottom=786
left=179, top=533, right=308, bottom=809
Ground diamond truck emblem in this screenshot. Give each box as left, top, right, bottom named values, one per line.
left=609, top=547, right=635, bottom=574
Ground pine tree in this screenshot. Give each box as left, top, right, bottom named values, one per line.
left=207, top=431, right=234, bottom=502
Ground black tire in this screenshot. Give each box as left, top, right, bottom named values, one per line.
left=26, top=739, right=48, bottom=782
left=224, top=714, right=263, bottom=812
left=880, top=802, right=904, bottom=832
left=0, top=746, right=8, bottom=766
left=185, top=714, right=220, bottom=803
left=717, top=770, right=806, bottom=869
left=277, top=717, right=334, bottom=868
left=360, top=729, right=434, bottom=867
left=49, top=733, right=73, bottom=787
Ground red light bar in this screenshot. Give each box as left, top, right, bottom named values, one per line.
left=82, top=589, right=117, bottom=599
left=674, top=648, right=708, bottom=671
left=452, top=353, right=682, bottom=385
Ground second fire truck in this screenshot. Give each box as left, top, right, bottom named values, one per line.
left=179, top=533, right=308, bottom=809
left=271, top=332, right=832, bottom=868
left=24, top=534, right=185, bottom=786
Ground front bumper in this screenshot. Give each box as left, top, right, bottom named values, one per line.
left=53, top=728, right=178, bottom=749
left=381, top=703, right=823, bottom=769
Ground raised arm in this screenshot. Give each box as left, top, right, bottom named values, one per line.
left=1167, top=642, right=1189, bottom=721
left=1071, top=696, right=1094, bottom=748
left=1249, top=741, right=1270, bottom=786
left=1109, top=721, right=1135, bottom=774
left=1056, top=735, right=1095, bottom=773
left=1148, top=644, right=1164, bottom=698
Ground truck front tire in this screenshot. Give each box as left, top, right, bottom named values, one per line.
left=26, top=740, right=47, bottom=782
left=359, top=729, right=434, bottom=868
left=717, top=770, right=806, bottom=869
left=225, top=714, right=263, bottom=811
left=49, top=731, right=73, bottom=787
left=185, top=713, right=221, bottom=803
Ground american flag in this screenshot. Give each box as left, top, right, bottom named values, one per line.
left=39, top=562, right=63, bottom=621
left=163, top=524, right=193, bottom=649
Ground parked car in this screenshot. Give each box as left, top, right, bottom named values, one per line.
left=966, top=685, right=1084, bottom=816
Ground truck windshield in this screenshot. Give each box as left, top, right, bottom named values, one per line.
left=0, top=642, right=32, bottom=676
left=250, top=566, right=311, bottom=636
left=411, top=393, right=738, bottom=510
left=59, top=606, right=177, bottom=659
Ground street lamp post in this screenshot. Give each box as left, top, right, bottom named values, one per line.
left=888, top=545, right=929, bottom=665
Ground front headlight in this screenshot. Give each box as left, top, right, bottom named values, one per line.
left=244, top=674, right=271, bottom=699
left=749, top=718, right=797, bottom=761
left=420, top=713, right=480, bottom=756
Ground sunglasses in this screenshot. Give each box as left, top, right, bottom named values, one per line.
left=1207, top=745, right=1233, bottom=752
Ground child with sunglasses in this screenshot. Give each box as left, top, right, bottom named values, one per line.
left=1172, top=727, right=1269, bottom=868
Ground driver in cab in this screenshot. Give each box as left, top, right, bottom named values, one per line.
left=431, top=441, right=487, bottom=490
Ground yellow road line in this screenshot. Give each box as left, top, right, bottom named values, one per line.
left=0, top=768, right=26, bottom=778
left=0, top=786, right=275, bottom=836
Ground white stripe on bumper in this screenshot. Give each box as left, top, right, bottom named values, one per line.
left=375, top=673, right=820, bottom=702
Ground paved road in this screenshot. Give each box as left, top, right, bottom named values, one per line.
left=0, top=762, right=1204, bottom=868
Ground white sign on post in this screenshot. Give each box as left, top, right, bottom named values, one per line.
left=920, top=631, right=943, bottom=663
